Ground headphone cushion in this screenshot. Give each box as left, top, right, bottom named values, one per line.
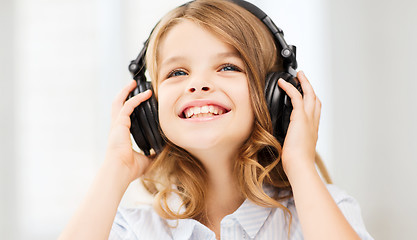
left=129, top=86, right=152, bottom=155
left=129, top=78, right=165, bottom=155
left=265, top=71, right=299, bottom=143
left=142, top=81, right=164, bottom=153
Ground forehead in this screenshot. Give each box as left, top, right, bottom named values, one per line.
left=157, top=19, right=239, bottom=64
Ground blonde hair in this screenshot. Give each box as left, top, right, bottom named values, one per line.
left=142, top=0, right=331, bottom=224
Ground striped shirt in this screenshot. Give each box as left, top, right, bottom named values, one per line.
left=109, top=184, right=373, bottom=239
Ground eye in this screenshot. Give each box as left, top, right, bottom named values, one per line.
left=219, top=63, right=243, bottom=72
left=167, top=69, right=188, bottom=78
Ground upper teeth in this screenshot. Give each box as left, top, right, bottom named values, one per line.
left=184, top=105, right=225, bottom=118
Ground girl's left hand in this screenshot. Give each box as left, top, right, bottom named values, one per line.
left=277, top=71, right=321, bottom=180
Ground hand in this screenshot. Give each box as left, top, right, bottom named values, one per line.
left=105, top=80, right=153, bottom=182
left=277, top=71, right=321, bottom=180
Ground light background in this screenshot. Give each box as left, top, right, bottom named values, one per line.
left=1, top=0, right=416, bottom=239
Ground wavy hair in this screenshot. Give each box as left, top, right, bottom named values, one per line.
left=141, top=0, right=331, bottom=225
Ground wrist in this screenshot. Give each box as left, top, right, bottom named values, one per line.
left=100, top=157, right=134, bottom=189
left=284, top=158, right=318, bottom=186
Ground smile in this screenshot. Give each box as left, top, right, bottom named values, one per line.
left=181, top=105, right=229, bottom=119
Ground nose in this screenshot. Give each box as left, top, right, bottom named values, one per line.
left=186, top=75, right=213, bottom=93
left=189, top=86, right=210, bottom=93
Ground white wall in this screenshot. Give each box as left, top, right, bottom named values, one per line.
left=12, top=0, right=99, bottom=239
left=1, top=0, right=416, bottom=239
left=0, top=0, right=17, bottom=239
left=328, top=0, right=417, bottom=239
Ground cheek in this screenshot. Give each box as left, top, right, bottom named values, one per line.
left=156, top=85, right=180, bottom=141
left=240, top=93, right=255, bottom=133
left=230, top=82, right=255, bottom=138
left=157, top=89, right=171, bottom=129
left=235, top=82, right=253, bottom=115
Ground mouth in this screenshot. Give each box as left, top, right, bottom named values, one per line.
left=180, top=104, right=230, bottom=119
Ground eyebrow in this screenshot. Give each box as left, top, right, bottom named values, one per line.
left=160, top=51, right=242, bottom=66
left=215, top=51, right=241, bottom=59
left=160, top=56, right=186, bottom=67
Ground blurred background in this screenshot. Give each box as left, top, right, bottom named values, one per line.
left=1, top=0, right=416, bottom=239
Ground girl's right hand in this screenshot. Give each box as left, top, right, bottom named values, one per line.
left=58, top=81, right=152, bottom=240
left=105, top=80, right=153, bottom=183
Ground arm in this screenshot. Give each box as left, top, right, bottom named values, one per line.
left=59, top=81, right=153, bottom=240
left=278, top=71, right=360, bottom=240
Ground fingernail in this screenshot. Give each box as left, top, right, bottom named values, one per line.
left=299, top=70, right=305, bottom=76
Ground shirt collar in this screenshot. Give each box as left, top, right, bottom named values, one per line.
left=166, top=186, right=290, bottom=239
left=230, top=186, right=290, bottom=238
left=164, top=190, right=195, bottom=239
left=167, top=218, right=196, bottom=240
left=229, top=197, right=273, bottom=238
left=168, top=218, right=217, bottom=240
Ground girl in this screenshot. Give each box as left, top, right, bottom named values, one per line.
left=59, top=0, right=373, bottom=239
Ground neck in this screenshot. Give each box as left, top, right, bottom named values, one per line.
left=205, top=167, right=245, bottom=220
left=190, top=147, right=245, bottom=238
left=190, top=145, right=244, bottom=208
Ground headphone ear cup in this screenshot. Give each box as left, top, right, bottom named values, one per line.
left=141, top=81, right=164, bottom=153
left=129, top=77, right=165, bottom=155
left=265, top=71, right=300, bottom=144
left=129, top=85, right=152, bottom=155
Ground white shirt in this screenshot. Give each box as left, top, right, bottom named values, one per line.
left=109, top=184, right=373, bottom=239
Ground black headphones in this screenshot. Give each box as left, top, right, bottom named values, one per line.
left=127, top=0, right=302, bottom=156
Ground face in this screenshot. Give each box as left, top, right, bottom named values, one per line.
left=157, top=20, right=254, bottom=158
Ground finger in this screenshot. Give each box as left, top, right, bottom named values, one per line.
left=297, top=71, right=316, bottom=100
left=297, top=71, right=318, bottom=119
left=313, top=97, right=322, bottom=129
left=111, top=90, right=152, bottom=130
left=277, top=78, right=303, bottom=109
left=111, top=80, right=137, bottom=123
left=118, top=89, right=152, bottom=118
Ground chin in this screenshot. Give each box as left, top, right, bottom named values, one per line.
left=169, top=132, right=223, bottom=151
left=160, top=115, right=254, bottom=156
left=170, top=131, right=248, bottom=156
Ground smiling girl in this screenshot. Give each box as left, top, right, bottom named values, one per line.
left=59, top=0, right=373, bottom=239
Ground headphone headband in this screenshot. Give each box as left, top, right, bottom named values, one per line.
left=230, top=0, right=297, bottom=73
left=129, top=0, right=297, bottom=78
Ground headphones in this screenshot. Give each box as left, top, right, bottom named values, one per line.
left=127, top=0, right=302, bottom=156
